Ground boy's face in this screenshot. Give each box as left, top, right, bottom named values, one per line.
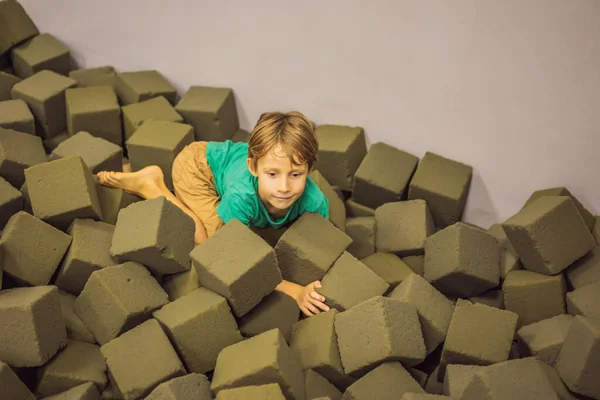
left=247, top=145, right=309, bottom=216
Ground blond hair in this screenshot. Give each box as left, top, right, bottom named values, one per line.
left=248, top=111, right=318, bottom=171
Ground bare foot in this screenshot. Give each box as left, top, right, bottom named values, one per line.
left=97, top=165, right=166, bottom=199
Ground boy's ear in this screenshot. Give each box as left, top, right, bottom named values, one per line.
left=246, top=158, right=258, bottom=177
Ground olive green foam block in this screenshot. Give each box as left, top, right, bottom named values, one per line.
left=145, top=373, right=212, bottom=400
left=55, top=218, right=116, bottom=295
left=25, top=156, right=103, bottom=230
left=567, top=280, right=600, bottom=321
left=275, top=213, right=352, bottom=286
left=375, top=200, right=435, bottom=256
left=126, top=120, right=194, bottom=191
left=100, top=319, right=186, bottom=400
left=389, top=274, right=454, bottom=355
left=0, top=70, right=21, bottom=101
left=36, top=339, right=106, bottom=397
left=488, top=223, right=522, bottom=279
left=461, top=358, right=559, bottom=400
left=290, top=310, right=354, bottom=391
left=345, top=217, right=375, bottom=260
left=0, top=176, right=22, bottom=229
left=310, top=170, right=346, bottom=232
left=42, top=382, right=101, bottom=400
left=556, top=316, right=600, bottom=399
left=442, top=364, right=485, bottom=399
left=57, top=291, right=95, bottom=343
left=94, top=177, right=141, bottom=226
left=162, top=267, right=200, bottom=301
left=502, top=196, right=595, bottom=275
left=315, top=124, right=367, bottom=191
left=424, top=222, right=499, bottom=297
left=565, top=245, right=600, bottom=290
left=402, top=255, right=424, bottom=276
left=353, top=142, right=419, bottom=209
left=360, top=252, right=414, bottom=291
left=110, top=196, right=194, bottom=275
left=49, top=131, right=123, bottom=174
left=215, top=384, right=285, bottom=400
left=66, top=86, right=122, bottom=145
left=115, top=70, right=177, bottom=106
left=407, top=152, right=472, bottom=229
left=469, top=289, right=504, bottom=309
left=153, top=288, right=243, bottom=374
left=121, top=96, right=183, bottom=141
left=191, top=219, right=282, bottom=317
left=211, top=329, right=306, bottom=400
left=319, top=251, right=389, bottom=312
left=402, top=395, right=452, bottom=400
left=230, top=128, right=249, bottom=143
left=439, top=300, right=518, bottom=380
left=343, top=362, right=425, bottom=399
left=0, top=286, right=66, bottom=367
left=0, top=0, right=38, bottom=56
left=345, top=198, right=374, bottom=217
left=237, top=290, right=300, bottom=344
left=537, top=362, right=582, bottom=400
left=523, top=187, right=595, bottom=231
left=0, top=99, right=34, bottom=134
left=11, top=33, right=71, bottom=78
left=0, top=360, right=35, bottom=400
left=335, top=296, right=426, bottom=376
left=11, top=70, right=77, bottom=138
left=1, top=211, right=71, bottom=285
left=69, top=66, right=117, bottom=89
left=175, top=86, right=239, bottom=142
left=0, top=127, right=46, bottom=187
left=304, top=369, right=342, bottom=400
left=74, top=262, right=169, bottom=345
left=516, top=314, right=573, bottom=366
left=502, top=270, right=566, bottom=327
left=43, top=131, right=70, bottom=153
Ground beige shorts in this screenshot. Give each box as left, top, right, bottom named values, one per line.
left=171, top=141, right=225, bottom=237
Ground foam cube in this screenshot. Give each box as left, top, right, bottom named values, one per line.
left=537, top=362, right=581, bottom=400
left=0, top=0, right=38, bottom=55
left=594, top=216, right=600, bottom=243
left=1, top=211, right=71, bottom=285
left=315, top=124, right=367, bottom=191
left=335, top=296, right=426, bottom=375
left=111, top=196, right=194, bottom=275
left=0, top=286, right=66, bottom=367
left=74, top=262, right=169, bottom=345
left=145, top=373, right=212, bottom=400
left=43, top=131, right=70, bottom=153
left=65, top=86, right=122, bottom=145
left=469, top=289, right=504, bottom=309
left=488, top=223, right=523, bottom=279
left=275, top=213, right=352, bottom=285
left=565, top=245, right=600, bottom=289
left=319, top=252, right=389, bottom=312
left=424, top=222, right=499, bottom=297
left=503, top=270, right=566, bottom=326
left=230, top=128, right=249, bottom=143
left=516, top=314, right=573, bottom=366
left=304, top=369, right=342, bottom=400
left=402, top=255, right=424, bottom=276
left=0, top=176, right=22, bottom=229
left=0, top=127, right=46, bottom=187
left=153, top=288, right=243, bottom=374
left=216, top=384, right=285, bottom=400
left=49, top=132, right=123, bottom=174
left=237, top=290, right=300, bottom=343
left=375, top=200, right=435, bottom=256
left=211, top=329, right=306, bottom=400
left=36, top=339, right=106, bottom=397
left=57, top=291, right=95, bottom=343
left=567, top=280, right=600, bottom=321
left=439, top=300, right=518, bottom=379
left=0, top=360, right=35, bottom=400
left=402, top=395, right=451, bottom=400
left=442, top=364, right=485, bottom=399
left=115, top=70, right=177, bottom=105
left=0, top=99, right=34, bottom=134
left=94, top=179, right=141, bottom=225
left=389, top=274, right=454, bottom=354
left=407, top=152, right=472, bottom=228
left=162, top=267, right=200, bottom=301
left=524, top=187, right=595, bottom=231
left=54, top=219, right=116, bottom=295
left=175, top=86, right=239, bottom=141
left=69, top=66, right=117, bottom=89
left=345, top=217, right=375, bottom=259
left=346, top=198, right=375, bottom=217
left=100, top=319, right=186, bottom=400
left=10, top=33, right=71, bottom=79
left=121, top=96, right=183, bottom=140
left=25, top=156, right=103, bottom=230
left=126, top=120, right=194, bottom=190
left=0, top=70, right=21, bottom=101
left=352, top=142, right=419, bottom=209
left=310, top=170, right=346, bottom=232
left=360, top=252, right=413, bottom=290
left=343, top=362, right=425, bottom=399
left=502, top=196, right=595, bottom=275
left=42, top=382, right=101, bottom=400
left=11, top=70, right=77, bottom=138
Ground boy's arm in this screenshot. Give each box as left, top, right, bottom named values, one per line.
left=275, top=279, right=329, bottom=317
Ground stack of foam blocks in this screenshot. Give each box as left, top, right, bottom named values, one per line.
left=1, top=1, right=599, bottom=399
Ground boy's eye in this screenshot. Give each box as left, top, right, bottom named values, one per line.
left=267, top=172, right=277, bottom=177
left=291, top=173, right=302, bottom=178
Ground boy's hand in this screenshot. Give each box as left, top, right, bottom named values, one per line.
left=296, top=281, right=329, bottom=317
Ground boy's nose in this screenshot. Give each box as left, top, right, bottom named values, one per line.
left=278, top=178, right=291, bottom=192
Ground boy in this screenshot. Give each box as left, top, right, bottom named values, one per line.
left=98, top=111, right=330, bottom=316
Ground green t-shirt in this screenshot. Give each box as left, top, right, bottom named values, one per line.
left=206, top=140, right=329, bottom=228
